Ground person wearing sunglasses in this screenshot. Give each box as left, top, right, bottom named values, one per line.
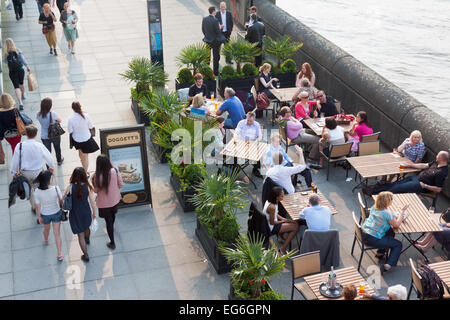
left=314, top=90, right=339, bottom=117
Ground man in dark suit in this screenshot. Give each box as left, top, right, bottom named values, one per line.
left=215, top=2, right=233, bottom=43
left=245, top=14, right=265, bottom=67
left=202, top=6, right=226, bottom=75
left=245, top=6, right=262, bottom=30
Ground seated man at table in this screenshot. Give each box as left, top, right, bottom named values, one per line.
left=266, top=151, right=308, bottom=194
left=298, top=194, right=332, bottom=231
left=188, top=73, right=208, bottom=103
left=314, top=90, right=339, bottom=117
left=264, top=132, right=312, bottom=188
left=368, top=151, right=449, bottom=195
left=216, top=87, right=245, bottom=129
left=234, top=111, right=263, bottom=178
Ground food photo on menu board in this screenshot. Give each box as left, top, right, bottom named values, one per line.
left=109, top=146, right=145, bottom=193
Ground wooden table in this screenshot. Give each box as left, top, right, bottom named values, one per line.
left=303, top=115, right=356, bottom=136
left=280, top=190, right=337, bottom=220
left=371, top=193, right=443, bottom=261
left=429, top=261, right=450, bottom=291
left=269, top=87, right=299, bottom=103
left=220, top=137, right=268, bottom=188
left=303, top=266, right=375, bottom=300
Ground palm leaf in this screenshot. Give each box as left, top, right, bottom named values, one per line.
left=221, top=37, right=261, bottom=73
left=263, top=36, right=303, bottom=68
left=176, top=42, right=211, bottom=75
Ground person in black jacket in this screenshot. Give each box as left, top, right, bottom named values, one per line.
left=202, top=6, right=226, bottom=75
left=215, top=2, right=233, bottom=43
left=12, top=0, right=24, bottom=20
left=245, top=6, right=262, bottom=30
left=245, top=14, right=265, bottom=67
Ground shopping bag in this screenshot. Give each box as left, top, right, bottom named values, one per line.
left=27, top=73, right=38, bottom=91
left=90, top=218, right=98, bottom=234
left=6, top=0, right=12, bottom=10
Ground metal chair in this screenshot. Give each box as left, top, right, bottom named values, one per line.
left=351, top=193, right=369, bottom=255
left=290, top=250, right=321, bottom=300
left=350, top=211, right=380, bottom=271
left=320, top=142, right=353, bottom=180
left=360, top=131, right=381, bottom=143
left=407, top=258, right=424, bottom=300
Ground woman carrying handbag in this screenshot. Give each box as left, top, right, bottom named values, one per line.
left=0, top=93, right=23, bottom=154
left=37, top=98, right=64, bottom=165
left=38, top=3, right=58, bottom=55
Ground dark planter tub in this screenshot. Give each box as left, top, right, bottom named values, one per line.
left=195, top=218, right=233, bottom=274
left=218, top=76, right=255, bottom=97
left=131, top=98, right=150, bottom=127
left=273, top=72, right=296, bottom=88
left=175, top=79, right=217, bottom=95
left=170, top=173, right=196, bottom=212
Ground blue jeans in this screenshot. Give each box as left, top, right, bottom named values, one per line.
left=362, top=229, right=402, bottom=267
left=224, top=118, right=236, bottom=129
left=42, top=136, right=62, bottom=163
left=37, top=1, right=43, bottom=14
left=373, top=175, right=424, bottom=194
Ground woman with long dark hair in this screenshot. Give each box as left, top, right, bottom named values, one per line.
left=37, top=98, right=64, bottom=165
left=67, top=101, right=99, bottom=174
left=91, top=155, right=123, bottom=250
left=34, top=170, right=64, bottom=261
left=347, top=111, right=374, bottom=152
left=63, top=167, right=96, bottom=262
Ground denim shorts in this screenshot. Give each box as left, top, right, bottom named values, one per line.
left=270, top=224, right=282, bottom=235
left=42, top=210, right=62, bottom=224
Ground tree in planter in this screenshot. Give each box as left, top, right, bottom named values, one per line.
left=190, top=169, right=246, bottom=244
left=198, top=65, right=215, bottom=81
left=176, top=42, right=210, bottom=75
left=242, top=62, right=258, bottom=77
left=222, top=38, right=261, bottom=74
left=140, top=88, right=185, bottom=126
left=177, top=68, right=194, bottom=85
left=220, top=65, right=237, bottom=80
left=169, top=160, right=207, bottom=193
left=263, top=35, right=303, bottom=69
left=220, top=233, right=297, bottom=300
left=281, top=58, right=297, bottom=74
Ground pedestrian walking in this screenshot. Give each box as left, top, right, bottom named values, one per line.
left=64, top=167, right=96, bottom=262
left=36, top=98, right=64, bottom=165
left=55, top=0, right=68, bottom=14
left=12, top=0, right=24, bottom=20
left=67, top=101, right=99, bottom=174
left=0, top=93, right=23, bottom=156
left=4, top=38, right=30, bottom=110
left=60, top=2, right=79, bottom=54
left=10, top=125, right=55, bottom=213
left=34, top=170, right=64, bottom=261
left=38, top=3, right=58, bottom=56
left=91, top=155, right=123, bottom=250
left=35, top=0, right=53, bottom=15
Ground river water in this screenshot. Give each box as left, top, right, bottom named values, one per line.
left=277, top=0, right=450, bottom=120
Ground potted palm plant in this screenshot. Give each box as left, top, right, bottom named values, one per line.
left=220, top=233, right=296, bottom=300
left=263, top=36, right=303, bottom=87
left=120, top=57, right=168, bottom=126
left=218, top=37, right=261, bottom=96
left=191, top=169, right=247, bottom=274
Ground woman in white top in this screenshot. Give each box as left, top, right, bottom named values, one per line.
left=318, top=117, right=345, bottom=167
left=67, top=101, right=99, bottom=174
left=34, top=170, right=64, bottom=261
left=263, top=186, right=298, bottom=255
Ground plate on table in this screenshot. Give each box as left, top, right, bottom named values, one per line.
left=319, top=282, right=343, bottom=298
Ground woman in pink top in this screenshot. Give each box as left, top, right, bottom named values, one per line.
left=295, top=91, right=318, bottom=120
left=91, top=155, right=123, bottom=250
left=347, top=111, right=373, bottom=152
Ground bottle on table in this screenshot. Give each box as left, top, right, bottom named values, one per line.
left=327, top=266, right=337, bottom=289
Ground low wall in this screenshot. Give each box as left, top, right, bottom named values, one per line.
left=216, top=0, right=450, bottom=197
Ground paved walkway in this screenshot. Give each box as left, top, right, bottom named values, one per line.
left=1, top=0, right=449, bottom=300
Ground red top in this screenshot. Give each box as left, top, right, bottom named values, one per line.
left=295, top=101, right=317, bottom=119
left=354, top=122, right=373, bottom=140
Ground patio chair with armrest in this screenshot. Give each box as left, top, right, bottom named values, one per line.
left=360, top=131, right=381, bottom=143
left=351, top=193, right=369, bottom=256
left=320, top=142, right=353, bottom=180
left=290, top=250, right=321, bottom=300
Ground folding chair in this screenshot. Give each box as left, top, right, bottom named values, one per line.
left=351, top=193, right=369, bottom=255
left=290, top=251, right=321, bottom=300
left=320, top=142, right=353, bottom=180
left=350, top=211, right=381, bottom=271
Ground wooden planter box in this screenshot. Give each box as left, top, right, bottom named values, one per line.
left=228, top=282, right=273, bottom=300
left=131, top=98, right=150, bottom=127
left=218, top=76, right=255, bottom=97
left=170, top=172, right=196, bottom=212
left=195, top=217, right=233, bottom=274
left=175, top=79, right=217, bottom=95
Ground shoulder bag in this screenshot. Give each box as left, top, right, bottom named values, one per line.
left=89, top=127, right=95, bottom=137
left=14, top=109, right=26, bottom=136
left=440, top=208, right=450, bottom=224
left=48, top=112, right=65, bottom=139
left=62, top=185, right=72, bottom=212
left=55, top=186, right=68, bottom=221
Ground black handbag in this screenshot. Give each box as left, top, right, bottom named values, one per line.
left=48, top=112, right=65, bottom=139
left=55, top=186, right=68, bottom=221
left=440, top=208, right=450, bottom=223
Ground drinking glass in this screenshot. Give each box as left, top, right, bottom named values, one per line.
left=359, top=282, right=365, bottom=295
left=429, top=207, right=435, bottom=214
left=210, top=92, right=214, bottom=101
left=276, top=81, right=280, bottom=89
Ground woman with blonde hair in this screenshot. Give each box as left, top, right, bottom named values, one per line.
left=0, top=93, right=23, bottom=157
left=38, top=3, right=58, bottom=55
left=192, top=93, right=209, bottom=115
left=4, top=38, right=30, bottom=110
left=397, top=130, right=425, bottom=163
left=361, top=191, right=408, bottom=273
left=296, top=62, right=316, bottom=87
left=257, top=63, right=278, bottom=99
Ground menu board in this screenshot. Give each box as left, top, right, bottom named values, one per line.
left=100, top=125, right=152, bottom=208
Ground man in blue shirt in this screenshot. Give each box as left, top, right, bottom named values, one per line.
left=216, top=87, right=245, bottom=129
left=299, top=194, right=332, bottom=231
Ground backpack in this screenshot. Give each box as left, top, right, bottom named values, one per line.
left=235, top=90, right=255, bottom=114
left=7, top=52, right=23, bottom=72
left=418, top=264, right=444, bottom=299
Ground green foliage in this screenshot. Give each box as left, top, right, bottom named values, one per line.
left=198, top=65, right=216, bottom=81
left=191, top=170, right=246, bottom=243
left=140, top=88, right=184, bottom=125
left=263, top=35, right=303, bottom=68
left=177, top=68, right=194, bottom=84
left=170, top=161, right=207, bottom=192
left=222, top=38, right=262, bottom=73
left=257, top=290, right=285, bottom=300
left=120, top=57, right=168, bottom=94
left=219, top=233, right=297, bottom=299
left=281, top=58, right=297, bottom=73
left=271, top=66, right=283, bottom=75
left=242, top=63, right=258, bottom=77
left=176, top=42, right=210, bottom=75
left=220, top=65, right=237, bottom=80
left=218, top=214, right=240, bottom=244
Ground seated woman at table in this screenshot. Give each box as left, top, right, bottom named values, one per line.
left=295, top=91, right=318, bottom=120
left=346, top=111, right=373, bottom=152
left=263, top=186, right=299, bottom=255
left=361, top=191, right=409, bottom=273
left=318, top=117, right=346, bottom=167
left=413, top=220, right=450, bottom=254
left=397, top=130, right=425, bottom=163
left=191, top=93, right=209, bottom=116
left=296, top=62, right=316, bottom=88
left=258, top=63, right=278, bottom=99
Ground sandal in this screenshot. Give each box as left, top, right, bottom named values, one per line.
left=57, top=255, right=64, bottom=261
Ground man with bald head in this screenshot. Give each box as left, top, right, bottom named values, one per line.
left=370, top=151, right=449, bottom=195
